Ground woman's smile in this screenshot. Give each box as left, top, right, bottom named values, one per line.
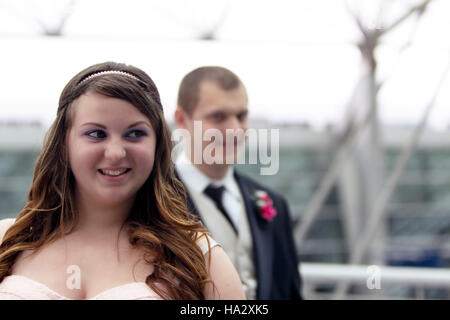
left=98, top=167, right=132, bottom=181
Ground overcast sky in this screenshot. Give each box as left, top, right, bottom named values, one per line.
left=0, top=0, right=449, bottom=130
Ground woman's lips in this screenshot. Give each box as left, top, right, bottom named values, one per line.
left=98, top=168, right=131, bottom=181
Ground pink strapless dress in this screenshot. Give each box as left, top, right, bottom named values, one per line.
left=0, top=220, right=218, bottom=300
left=0, top=275, right=162, bottom=300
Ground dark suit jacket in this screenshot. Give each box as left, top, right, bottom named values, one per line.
left=177, top=169, right=302, bottom=300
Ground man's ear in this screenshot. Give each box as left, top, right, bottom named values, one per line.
left=174, top=107, right=188, bottom=129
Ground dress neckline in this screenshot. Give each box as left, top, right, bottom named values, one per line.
left=5, top=274, right=155, bottom=300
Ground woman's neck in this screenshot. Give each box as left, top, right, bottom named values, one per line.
left=73, top=190, right=134, bottom=233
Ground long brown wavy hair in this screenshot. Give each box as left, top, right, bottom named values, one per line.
left=0, top=62, right=211, bottom=299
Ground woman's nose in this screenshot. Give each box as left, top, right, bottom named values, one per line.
left=104, top=139, right=126, bottom=162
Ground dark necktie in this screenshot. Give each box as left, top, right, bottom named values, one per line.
left=203, top=184, right=238, bottom=234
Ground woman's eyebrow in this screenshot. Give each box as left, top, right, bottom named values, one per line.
left=79, top=121, right=151, bottom=129
left=80, top=122, right=106, bottom=128
left=127, top=121, right=151, bottom=129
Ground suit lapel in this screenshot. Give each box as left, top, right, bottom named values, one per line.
left=234, top=171, right=274, bottom=300
left=186, top=188, right=201, bottom=217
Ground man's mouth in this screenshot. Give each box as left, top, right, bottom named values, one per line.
left=98, top=168, right=131, bottom=176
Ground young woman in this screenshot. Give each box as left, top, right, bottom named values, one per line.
left=0, top=62, right=245, bottom=300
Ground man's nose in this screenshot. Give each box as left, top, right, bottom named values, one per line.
left=223, top=117, right=246, bottom=143
left=104, top=138, right=126, bottom=162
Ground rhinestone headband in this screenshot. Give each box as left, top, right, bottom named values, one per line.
left=78, top=70, right=140, bottom=85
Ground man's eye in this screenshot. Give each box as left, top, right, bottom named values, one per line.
left=237, top=113, right=247, bottom=122
left=86, top=130, right=107, bottom=139
left=211, top=113, right=224, bottom=121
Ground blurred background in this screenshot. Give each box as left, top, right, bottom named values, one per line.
left=1, top=0, right=450, bottom=299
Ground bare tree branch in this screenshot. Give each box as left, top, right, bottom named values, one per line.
left=34, top=0, right=76, bottom=36
left=198, top=2, right=229, bottom=40
left=376, top=0, right=430, bottom=92
left=343, top=0, right=369, bottom=38
left=374, top=0, right=388, bottom=30
left=148, top=0, right=229, bottom=40
left=379, top=0, right=432, bottom=36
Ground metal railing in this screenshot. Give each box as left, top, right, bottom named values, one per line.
left=300, top=262, right=450, bottom=299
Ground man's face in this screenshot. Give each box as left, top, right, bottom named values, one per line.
left=180, top=81, right=249, bottom=166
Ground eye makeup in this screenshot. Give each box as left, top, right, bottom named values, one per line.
left=124, top=129, right=148, bottom=140
left=81, top=127, right=149, bottom=141
left=84, top=129, right=107, bottom=140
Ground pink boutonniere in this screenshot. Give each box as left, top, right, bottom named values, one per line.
left=254, top=190, right=277, bottom=222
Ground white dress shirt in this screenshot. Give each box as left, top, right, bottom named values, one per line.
left=175, top=151, right=244, bottom=231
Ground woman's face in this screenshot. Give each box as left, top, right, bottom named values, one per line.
left=67, top=91, right=156, bottom=210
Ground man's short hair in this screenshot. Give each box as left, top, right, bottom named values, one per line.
left=177, top=66, right=243, bottom=115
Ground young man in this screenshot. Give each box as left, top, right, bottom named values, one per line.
left=174, top=66, right=302, bottom=300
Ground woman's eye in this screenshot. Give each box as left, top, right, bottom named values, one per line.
left=127, top=130, right=147, bottom=139
left=86, top=130, right=107, bottom=139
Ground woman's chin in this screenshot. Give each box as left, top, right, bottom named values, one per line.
left=95, top=192, right=135, bottom=208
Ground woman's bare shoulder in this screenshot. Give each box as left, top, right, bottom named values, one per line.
left=202, top=244, right=246, bottom=300
left=195, top=232, right=220, bottom=255
left=0, top=218, right=16, bottom=243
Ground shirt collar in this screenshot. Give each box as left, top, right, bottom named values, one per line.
left=175, top=151, right=241, bottom=200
